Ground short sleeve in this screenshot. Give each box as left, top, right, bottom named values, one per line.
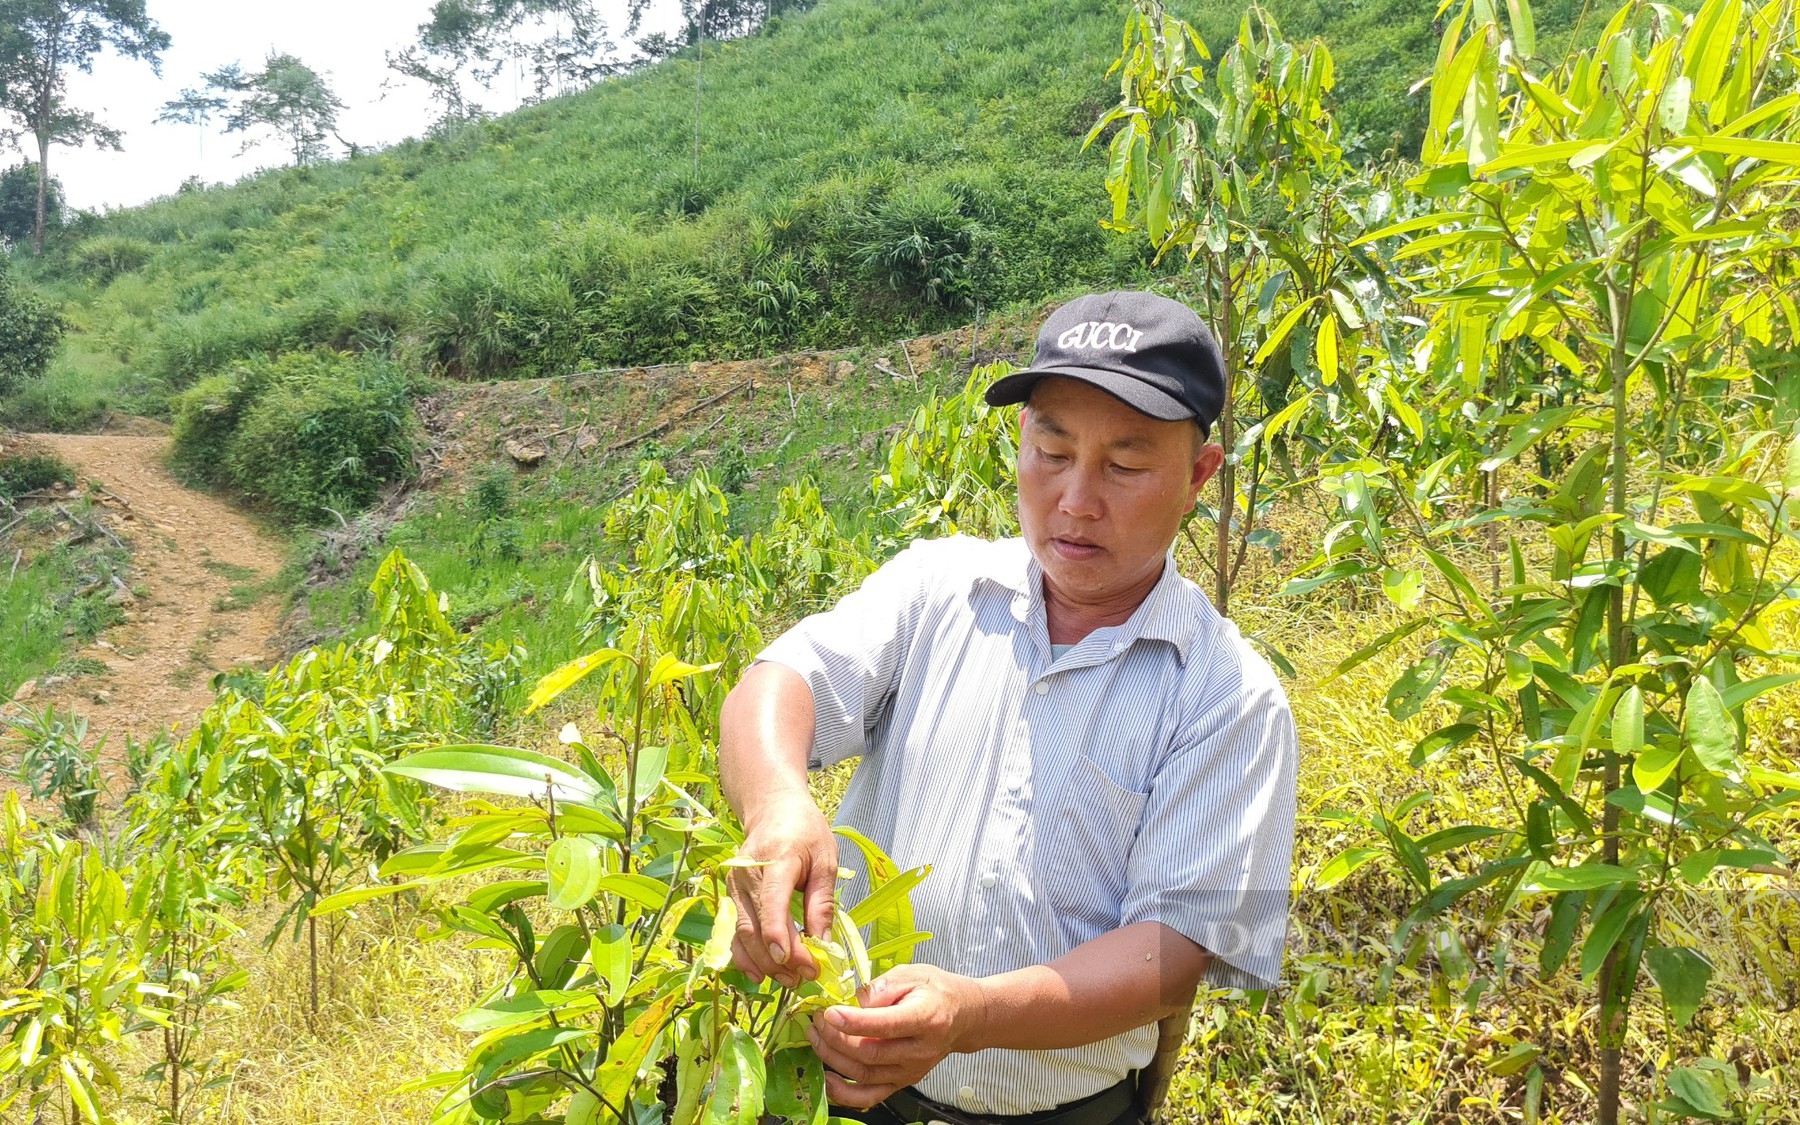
left=1119, top=635, right=1298, bottom=991
left=755, top=539, right=941, bottom=771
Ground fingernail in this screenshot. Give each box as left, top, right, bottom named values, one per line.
left=769, top=942, right=789, bottom=965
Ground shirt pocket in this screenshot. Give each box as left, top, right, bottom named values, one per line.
left=1045, top=754, right=1149, bottom=933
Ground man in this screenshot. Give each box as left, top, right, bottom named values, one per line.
left=719, top=291, right=1297, bottom=1125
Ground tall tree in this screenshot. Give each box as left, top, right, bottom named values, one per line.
left=0, top=0, right=168, bottom=253
left=163, top=54, right=345, bottom=167
left=388, top=0, right=645, bottom=121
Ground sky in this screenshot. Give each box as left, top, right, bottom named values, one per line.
left=36, top=1, right=683, bottom=213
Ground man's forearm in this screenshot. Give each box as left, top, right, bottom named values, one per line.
left=965, top=921, right=1211, bottom=1052
left=718, top=660, right=818, bottom=824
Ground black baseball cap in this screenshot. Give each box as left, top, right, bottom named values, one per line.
left=985, top=290, right=1227, bottom=438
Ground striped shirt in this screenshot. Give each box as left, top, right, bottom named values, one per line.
left=758, top=535, right=1297, bottom=1116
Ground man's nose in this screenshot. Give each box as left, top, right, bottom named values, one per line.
left=1057, top=466, right=1105, bottom=519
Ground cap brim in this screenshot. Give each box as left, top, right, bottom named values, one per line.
left=985, top=366, right=1196, bottom=423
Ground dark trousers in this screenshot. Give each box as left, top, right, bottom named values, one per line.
left=831, top=1078, right=1145, bottom=1125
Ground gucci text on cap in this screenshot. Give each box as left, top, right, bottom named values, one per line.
left=985, top=290, right=1227, bottom=437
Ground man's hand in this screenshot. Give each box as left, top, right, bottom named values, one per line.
left=728, top=790, right=838, bottom=989
left=807, top=964, right=988, bottom=1109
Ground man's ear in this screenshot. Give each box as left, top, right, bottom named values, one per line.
left=1190, top=443, right=1225, bottom=498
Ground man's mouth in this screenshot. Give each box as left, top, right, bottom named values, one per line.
left=1049, top=536, right=1104, bottom=561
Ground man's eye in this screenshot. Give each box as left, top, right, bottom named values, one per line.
left=1111, top=463, right=1148, bottom=475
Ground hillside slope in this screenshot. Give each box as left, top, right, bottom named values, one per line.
left=16, top=0, right=1605, bottom=436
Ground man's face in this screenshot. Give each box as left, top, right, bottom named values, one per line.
left=1017, top=377, right=1224, bottom=608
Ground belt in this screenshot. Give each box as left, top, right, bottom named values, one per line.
left=876, top=1076, right=1139, bottom=1125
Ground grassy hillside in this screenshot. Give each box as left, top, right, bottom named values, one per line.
left=8, top=0, right=1601, bottom=436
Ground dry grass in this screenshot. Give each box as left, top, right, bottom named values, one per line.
left=112, top=901, right=496, bottom=1125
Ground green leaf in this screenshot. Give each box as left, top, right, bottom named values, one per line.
left=1633, top=740, right=1684, bottom=792
left=1350, top=211, right=1479, bottom=247
left=703, top=1026, right=767, bottom=1125
left=1465, top=37, right=1500, bottom=170
left=1612, top=687, right=1644, bottom=759
left=1381, top=566, right=1425, bottom=610
left=1478, top=406, right=1590, bottom=472
left=1522, top=862, right=1636, bottom=893
left=1784, top=429, right=1800, bottom=495
left=1422, top=547, right=1498, bottom=623
left=386, top=744, right=604, bottom=807
left=590, top=923, right=631, bottom=1006
left=546, top=837, right=604, bottom=911
left=1314, top=846, right=1382, bottom=891
left=847, top=865, right=931, bottom=932
left=1666, top=1064, right=1733, bottom=1119
left=1505, top=0, right=1536, bottom=56
left=1329, top=618, right=1429, bottom=679
left=1250, top=297, right=1319, bottom=367
left=1386, top=652, right=1448, bottom=721
left=1411, top=723, right=1481, bottom=768
left=765, top=1046, right=826, bottom=1123
left=1685, top=678, right=1738, bottom=776
left=1487, top=1042, right=1542, bottom=1077
left=1645, top=946, right=1712, bottom=1027
left=595, top=873, right=671, bottom=911
left=311, top=880, right=428, bottom=916
left=525, top=647, right=629, bottom=714
left=1720, top=672, right=1800, bottom=713
left=1675, top=134, right=1800, bottom=165
left=1540, top=891, right=1583, bottom=975
left=1580, top=890, right=1644, bottom=981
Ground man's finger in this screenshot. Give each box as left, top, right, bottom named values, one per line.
left=806, top=1028, right=909, bottom=1087
left=728, top=871, right=788, bottom=985
left=823, top=1001, right=927, bottom=1041
left=823, top=1071, right=898, bottom=1111
left=803, top=840, right=838, bottom=940
left=751, top=859, right=805, bottom=984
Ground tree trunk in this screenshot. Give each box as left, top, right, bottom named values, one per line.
left=1597, top=282, right=1635, bottom=1125
left=32, top=138, right=47, bottom=255
left=1212, top=256, right=1236, bottom=618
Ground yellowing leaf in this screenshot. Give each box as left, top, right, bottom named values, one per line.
left=1316, top=315, right=1340, bottom=385
left=526, top=647, right=628, bottom=714
left=704, top=895, right=737, bottom=971
left=647, top=652, right=721, bottom=690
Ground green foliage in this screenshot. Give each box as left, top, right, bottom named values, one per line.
left=0, top=795, right=159, bottom=1125
left=168, top=53, right=346, bottom=167
left=0, top=256, right=66, bottom=394
left=0, top=162, right=59, bottom=247
left=70, top=236, right=153, bottom=284
left=0, top=449, right=72, bottom=501
left=1259, top=1, right=1800, bottom=1119
left=3, top=703, right=103, bottom=828
left=872, top=364, right=1018, bottom=543
left=170, top=350, right=415, bottom=524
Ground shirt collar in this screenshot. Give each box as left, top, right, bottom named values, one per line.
left=971, top=538, right=1200, bottom=664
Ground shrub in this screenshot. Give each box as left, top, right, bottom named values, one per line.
left=0, top=261, right=65, bottom=395
left=172, top=351, right=416, bottom=524
left=851, top=184, right=982, bottom=310
left=0, top=163, right=60, bottom=249
left=72, top=236, right=155, bottom=284
left=0, top=451, right=73, bottom=501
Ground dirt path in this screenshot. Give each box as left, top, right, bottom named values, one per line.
left=10, top=432, right=285, bottom=770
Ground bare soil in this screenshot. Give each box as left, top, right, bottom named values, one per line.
left=6, top=430, right=285, bottom=777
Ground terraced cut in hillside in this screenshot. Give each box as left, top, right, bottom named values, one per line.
left=5, top=431, right=284, bottom=778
